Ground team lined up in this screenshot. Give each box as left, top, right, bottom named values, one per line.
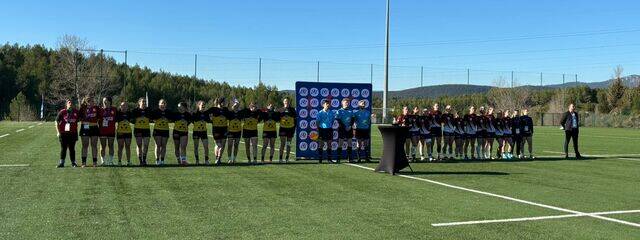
left=55, top=96, right=302, bottom=167
left=394, top=103, right=534, bottom=161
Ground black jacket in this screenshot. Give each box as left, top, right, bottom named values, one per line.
left=560, top=111, right=579, bottom=131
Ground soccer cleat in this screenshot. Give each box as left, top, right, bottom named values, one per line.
left=56, top=163, right=64, bottom=168
left=71, top=162, right=78, bottom=168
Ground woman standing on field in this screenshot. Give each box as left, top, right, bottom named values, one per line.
left=502, top=110, right=514, bottom=159
left=241, top=102, right=260, bottom=164
left=116, top=101, right=132, bottom=165
left=463, top=106, right=477, bottom=160
left=172, top=102, right=191, bottom=165
left=484, top=107, right=497, bottom=159
left=79, top=96, right=101, bottom=167
left=210, top=97, right=229, bottom=165
left=56, top=99, right=80, bottom=168
left=131, top=97, right=151, bottom=165
left=191, top=101, right=211, bottom=165
left=226, top=100, right=243, bottom=164
left=152, top=99, right=171, bottom=166
left=98, top=96, right=117, bottom=165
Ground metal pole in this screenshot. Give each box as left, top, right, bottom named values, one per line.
left=467, top=68, right=470, bottom=85
left=575, top=74, right=578, bottom=84
left=562, top=73, right=565, bottom=84
left=258, top=57, right=262, bottom=84
left=382, top=0, right=390, bottom=122
left=511, top=71, right=514, bottom=88
left=540, top=72, right=543, bottom=86
left=193, top=54, right=197, bottom=102
left=124, top=50, right=128, bottom=65
left=420, top=66, right=424, bottom=87
left=316, top=61, right=320, bottom=82
left=370, top=64, right=373, bottom=84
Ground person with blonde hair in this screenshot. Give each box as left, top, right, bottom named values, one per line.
left=131, top=97, right=151, bottom=165
left=115, top=101, right=133, bottom=165
left=191, top=100, right=211, bottom=165
left=79, top=96, right=101, bottom=167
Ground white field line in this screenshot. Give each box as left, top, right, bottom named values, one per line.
left=37, top=122, right=43, bottom=125
left=0, top=134, right=9, bottom=138
left=15, top=129, right=25, bottom=133
left=618, top=158, right=640, bottom=162
left=0, top=164, right=30, bottom=167
left=344, top=163, right=640, bottom=228
left=28, top=125, right=35, bottom=128
left=432, top=209, right=640, bottom=227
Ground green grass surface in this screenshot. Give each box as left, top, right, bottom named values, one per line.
left=0, top=121, right=639, bottom=239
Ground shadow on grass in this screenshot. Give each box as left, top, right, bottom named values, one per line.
left=406, top=156, right=602, bottom=164
left=401, top=171, right=510, bottom=176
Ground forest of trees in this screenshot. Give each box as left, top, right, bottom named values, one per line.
left=2, top=37, right=639, bottom=127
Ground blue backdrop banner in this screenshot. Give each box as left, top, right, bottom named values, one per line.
left=295, top=81, right=372, bottom=159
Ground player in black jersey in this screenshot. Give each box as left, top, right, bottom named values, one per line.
left=192, top=101, right=211, bottom=165
left=278, top=97, right=297, bottom=163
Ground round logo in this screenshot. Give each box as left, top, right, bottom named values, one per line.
left=310, top=88, right=319, bottom=97
left=331, top=141, right=339, bottom=150
left=299, top=130, right=308, bottom=140
left=309, top=141, right=318, bottom=151
left=363, top=99, right=370, bottom=108
left=299, top=142, right=308, bottom=151
left=299, top=109, right=308, bottom=118
left=299, top=98, right=309, bottom=108
left=331, top=88, right=340, bottom=97
left=361, top=89, right=370, bottom=98
left=310, top=98, right=319, bottom=108
left=299, top=120, right=308, bottom=129
left=299, top=87, right=309, bottom=97
left=342, top=141, right=349, bottom=149
left=351, top=89, right=360, bottom=98
left=332, top=130, right=339, bottom=140
left=310, top=109, right=319, bottom=119
left=341, top=88, right=350, bottom=97
left=351, top=141, right=358, bottom=149
left=331, top=99, right=340, bottom=108
left=310, top=120, right=318, bottom=129
left=320, top=88, right=329, bottom=97
left=332, top=120, right=339, bottom=129
left=351, top=99, right=359, bottom=108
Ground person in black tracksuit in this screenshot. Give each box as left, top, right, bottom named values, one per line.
left=511, top=110, right=523, bottom=159
left=560, top=103, right=582, bottom=159
left=520, top=109, right=534, bottom=159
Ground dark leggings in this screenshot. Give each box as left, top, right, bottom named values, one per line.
left=59, top=135, right=77, bottom=163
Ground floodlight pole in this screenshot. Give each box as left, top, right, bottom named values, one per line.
left=382, top=0, right=390, bottom=122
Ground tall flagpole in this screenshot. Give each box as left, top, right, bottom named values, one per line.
left=382, top=0, right=390, bottom=123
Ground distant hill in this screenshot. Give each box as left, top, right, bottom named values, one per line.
left=282, top=75, right=639, bottom=100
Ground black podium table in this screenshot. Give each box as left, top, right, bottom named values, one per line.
left=375, top=125, right=411, bottom=175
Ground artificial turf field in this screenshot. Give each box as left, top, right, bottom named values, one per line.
left=0, top=121, right=638, bottom=239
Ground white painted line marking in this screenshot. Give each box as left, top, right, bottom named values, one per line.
left=15, top=129, right=25, bottom=133
left=432, top=209, right=640, bottom=227
left=344, top=163, right=640, bottom=228
left=543, top=151, right=640, bottom=158
left=37, top=122, right=43, bottom=125
left=0, top=164, right=29, bottom=167
left=618, top=158, right=640, bottom=162
left=0, top=134, right=9, bottom=138
left=28, top=125, right=35, bottom=129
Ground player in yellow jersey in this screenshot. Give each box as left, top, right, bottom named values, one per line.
left=226, top=100, right=243, bottom=164
left=278, top=97, right=297, bottom=163
left=131, top=97, right=151, bottom=165
left=210, top=97, right=229, bottom=165
left=116, top=101, right=133, bottom=165
left=241, top=102, right=260, bottom=164
left=152, top=99, right=172, bottom=165
left=172, top=102, right=191, bottom=165
left=192, top=101, right=211, bottom=165
left=260, top=103, right=280, bottom=163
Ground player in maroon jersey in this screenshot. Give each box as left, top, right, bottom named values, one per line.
left=429, top=103, right=443, bottom=161
left=99, top=96, right=117, bottom=165
left=79, top=96, right=102, bottom=167
left=55, top=99, right=80, bottom=168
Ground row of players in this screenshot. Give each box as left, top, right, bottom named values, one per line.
left=394, top=103, right=534, bottom=161
left=54, top=96, right=373, bottom=168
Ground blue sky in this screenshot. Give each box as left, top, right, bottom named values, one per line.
left=2, top=0, right=639, bottom=90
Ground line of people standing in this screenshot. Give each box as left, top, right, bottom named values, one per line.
left=55, top=96, right=299, bottom=168
left=394, top=103, right=534, bottom=161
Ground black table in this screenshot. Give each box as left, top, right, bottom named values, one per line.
left=375, top=125, right=411, bottom=175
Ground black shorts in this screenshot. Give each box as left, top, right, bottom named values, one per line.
left=464, top=133, right=476, bottom=139
left=279, top=127, right=295, bottom=138
left=227, top=131, right=241, bottom=139
left=430, top=127, right=442, bottom=137
left=242, top=129, right=258, bottom=139
left=79, top=125, right=100, bottom=137
left=443, top=131, right=455, bottom=137
left=212, top=127, right=228, bottom=140
left=134, top=128, right=151, bottom=138
left=338, top=127, right=354, bottom=139
left=100, top=131, right=116, bottom=138
left=355, top=129, right=370, bottom=139
left=477, top=130, right=486, bottom=138
left=192, top=131, right=208, bottom=140
left=153, top=129, right=170, bottom=138
left=454, top=133, right=464, bottom=139
left=318, top=128, right=333, bottom=141
left=262, top=131, right=277, bottom=139
left=117, top=132, right=132, bottom=139
left=409, top=130, right=420, bottom=137
left=172, top=130, right=188, bottom=139
left=486, top=131, right=496, bottom=138
left=521, top=132, right=532, bottom=138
